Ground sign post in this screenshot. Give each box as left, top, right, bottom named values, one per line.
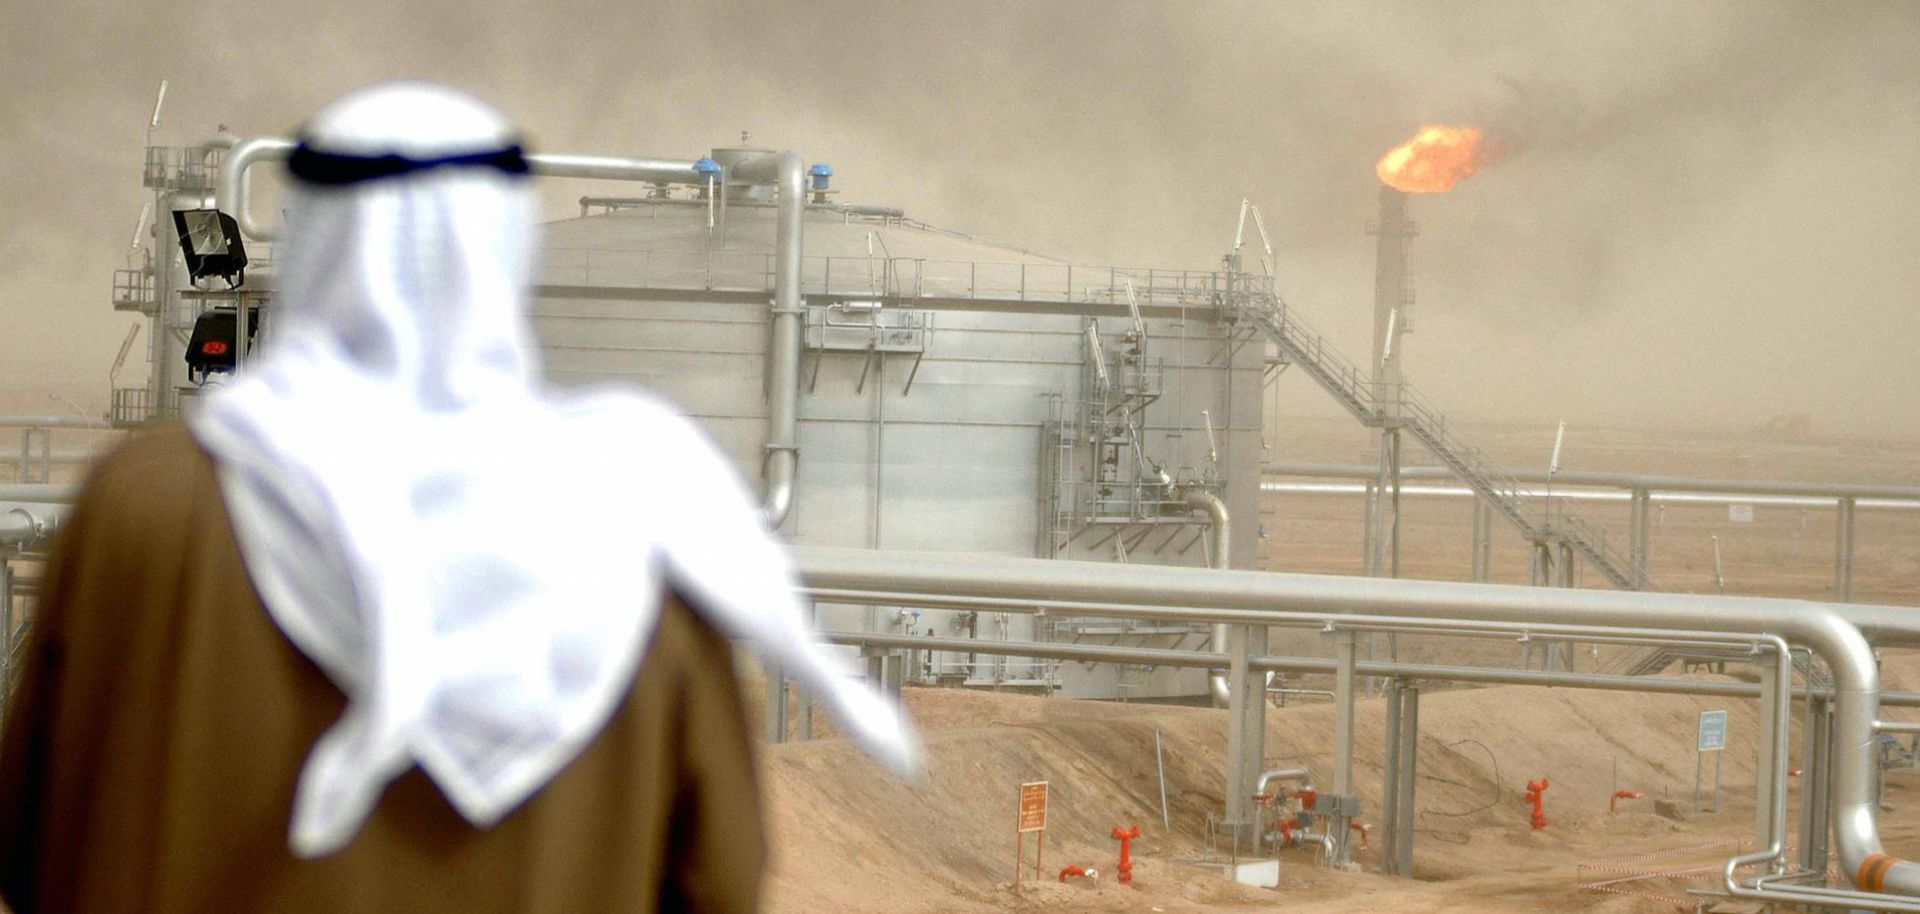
left=1695, top=710, right=1728, bottom=812
left=1014, top=781, right=1048, bottom=889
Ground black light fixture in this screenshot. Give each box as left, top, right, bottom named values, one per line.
left=171, top=208, right=248, bottom=288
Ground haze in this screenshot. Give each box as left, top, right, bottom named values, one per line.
left=2, top=1, right=1915, bottom=440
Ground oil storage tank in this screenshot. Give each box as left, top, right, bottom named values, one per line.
left=530, top=148, right=1264, bottom=700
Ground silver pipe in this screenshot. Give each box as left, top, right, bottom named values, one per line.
left=793, top=546, right=1915, bottom=896
left=219, top=138, right=706, bottom=242
left=527, top=153, right=702, bottom=185
left=1255, top=766, right=1314, bottom=796
left=1186, top=488, right=1234, bottom=707
left=818, top=627, right=1920, bottom=706
left=0, top=486, right=76, bottom=504
left=0, top=505, right=63, bottom=548
left=216, top=137, right=298, bottom=241
left=813, top=202, right=906, bottom=218
left=1263, top=461, right=1920, bottom=503
left=731, top=151, right=804, bottom=527
left=1718, top=638, right=1796, bottom=904
left=1263, top=480, right=1920, bottom=511
left=0, top=415, right=114, bottom=431
left=808, top=583, right=1920, bottom=661
left=0, top=449, right=103, bottom=467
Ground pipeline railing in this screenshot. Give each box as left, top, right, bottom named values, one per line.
left=793, top=546, right=1920, bottom=908
left=536, top=247, right=1240, bottom=308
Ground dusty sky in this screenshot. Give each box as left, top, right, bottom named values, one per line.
left=2, top=1, right=1916, bottom=439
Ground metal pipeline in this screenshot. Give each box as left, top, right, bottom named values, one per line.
left=0, top=486, right=77, bottom=504
left=0, top=505, right=63, bottom=548
left=730, top=151, right=804, bottom=527
left=216, top=137, right=298, bottom=241
left=793, top=546, right=1918, bottom=898
left=1255, top=766, right=1314, bottom=796
left=1263, top=461, right=1920, bottom=503
left=0, top=415, right=114, bottom=431
left=219, top=139, right=705, bottom=243
left=1185, top=489, right=1234, bottom=707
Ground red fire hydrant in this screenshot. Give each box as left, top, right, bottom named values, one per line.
left=1112, top=825, right=1141, bottom=885
left=1609, top=789, right=1644, bottom=813
left=1524, top=778, right=1551, bottom=830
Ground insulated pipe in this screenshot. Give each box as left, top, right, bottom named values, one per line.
left=1255, top=766, right=1314, bottom=796
left=1185, top=489, right=1234, bottom=707
left=820, top=628, right=1920, bottom=703
left=1263, top=480, right=1920, bottom=512
left=1263, top=461, right=1920, bottom=502
left=793, top=546, right=1918, bottom=897
left=0, top=487, right=76, bottom=504
left=0, top=416, right=114, bottom=431
left=216, top=137, right=297, bottom=241
left=0, top=450, right=103, bottom=467
left=219, top=138, right=706, bottom=242
left=0, top=505, right=62, bottom=548
left=729, top=151, right=805, bottom=527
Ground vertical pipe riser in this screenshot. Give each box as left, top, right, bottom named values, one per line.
left=1395, top=688, right=1418, bottom=877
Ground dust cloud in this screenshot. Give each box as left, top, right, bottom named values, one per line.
left=1, top=0, right=1915, bottom=439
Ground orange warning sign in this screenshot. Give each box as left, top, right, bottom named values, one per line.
left=1018, top=781, right=1048, bottom=833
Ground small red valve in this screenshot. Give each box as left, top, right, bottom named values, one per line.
left=1111, top=825, right=1141, bottom=885
left=1524, top=778, right=1551, bottom=830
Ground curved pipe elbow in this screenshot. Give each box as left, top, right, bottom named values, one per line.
left=1255, top=766, right=1314, bottom=797
left=1193, top=492, right=1230, bottom=705
left=1184, top=489, right=1230, bottom=571
left=217, top=136, right=296, bottom=242
left=1209, top=671, right=1231, bottom=707
left=762, top=449, right=796, bottom=528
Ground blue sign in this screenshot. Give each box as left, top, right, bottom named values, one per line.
left=1698, top=710, right=1729, bottom=752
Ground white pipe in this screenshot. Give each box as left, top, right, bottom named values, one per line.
left=0, top=415, right=113, bottom=431
left=0, top=486, right=77, bottom=503
left=730, top=151, right=805, bottom=527
left=1262, top=480, right=1920, bottom=512
left=791, top=545, right=1917, bottom=899
left=1186, top=489, right=1234, bottom=707
left=1255, top=765, right=1314, bottom=796
left=0, top=504, right=64, bottom=548
left=219, top=138, right=707, bottom=243
left=1264, top=461, right=1920, bottom=503
left=216, top=137, right=297, bottom=241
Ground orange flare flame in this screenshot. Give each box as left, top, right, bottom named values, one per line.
left=1376, top=125, right=1489, bottom=193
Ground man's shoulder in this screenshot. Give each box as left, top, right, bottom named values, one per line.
left=77, top=423, right=216, bottom=516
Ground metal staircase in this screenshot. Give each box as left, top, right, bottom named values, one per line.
left=1214, top=274, right=1652, bottom=591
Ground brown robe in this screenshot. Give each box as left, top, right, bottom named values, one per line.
left=0, top=425, right=765, bottom=912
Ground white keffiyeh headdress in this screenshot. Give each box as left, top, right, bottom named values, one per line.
left=189, top=82, right=917, bottom=857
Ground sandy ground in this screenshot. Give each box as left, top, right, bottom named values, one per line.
left=762, top=665, right=1920, bottom=914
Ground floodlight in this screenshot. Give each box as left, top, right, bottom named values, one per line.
left=171, top=208, right=248, bottom=288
